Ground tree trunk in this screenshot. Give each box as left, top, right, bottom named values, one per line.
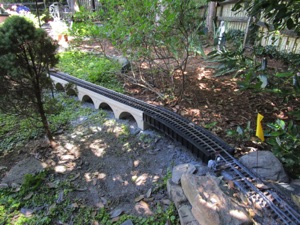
left=206, top=2, right=217, bottom=38
left=34, top=82, right=55, bottom=147
left=38, top=100, right=53, bottom=140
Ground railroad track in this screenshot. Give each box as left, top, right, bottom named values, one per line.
left=50, top=71, right=300, bottom=225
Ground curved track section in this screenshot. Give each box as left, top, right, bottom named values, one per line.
left=50, top=72, right=300, bottom=225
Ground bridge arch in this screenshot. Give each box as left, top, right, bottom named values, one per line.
left=118, top=111, right=137, bottom=125
left=66, top=88, right=77, bottom=96
left=55, top=82, right=64, bottom=91
left=81, top=95, right=94, bottom=103
left=80, top=94, right=96, bottom=108
left=99, top=102, right=113, bottom=110
left=96, top=101, right=122, bottom=121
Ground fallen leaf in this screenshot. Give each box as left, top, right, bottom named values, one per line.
left=69, top=173, right=80, bottom=182
left=91, top=210, right=97, bottom=217
left=12, top=187, right=21, bottom=192
left=92, top=178, right=97, bottom=186
left=165, top=219, right=172, bottom=225
left=20, top=208, right=34, bottom=217
left=23, top=192, right=34, bottom=200
left=69, top=203, right=79, bottom=209
left=146, top=188, right=152, bottom=198
left=110, top=208, right=123, bottom=218
left=134, top=195, right=144, bottom=202
left=101, top=197, right=107, bottom=205
left=144, top=197, right=154, bottom=202
left=46, top=182, right=58, bottom=189
left=56, top=191, right=64, bottom=204
left=75, top=187, right=87, bottom=191
left=95, top=202, right=104, bottom=208
left=47, top=203, right=56, bottom=214
left=162, top=199, right=172, bottom=205
left=92, top=221, right=99, bottom=225
left=111, top=217, right=120, bottom=222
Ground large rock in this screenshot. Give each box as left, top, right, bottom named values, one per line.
left=167, top=179, right=188, bottom=209
left=1, top=157, right=47, bottom=185
left=167, top=179, right=200, bottom=224
left=181, top=174, right=252, bottom=225
left=239, top=151, right=289, bottom=183
left=290, top=179, right=300, bottom=209
left=178, top=205, right=200, bottom=225
left=172, top=163, right=197, bottom=184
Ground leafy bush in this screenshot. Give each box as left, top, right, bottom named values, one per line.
left=267, top=119, right=300, bottom=178
left=207, top=47, right=259, bottom=77
left=226, top=121, right=254, bottom=141
left=57, top=51, right=123, bottom=92
left=255, top=45, right=300, bottom=68
left=70, top=21, right=101, bottom=37
left=72, top=6, right=101, bottom=22
left=225, top=29, right=245, bottom=49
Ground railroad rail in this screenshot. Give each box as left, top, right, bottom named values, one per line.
left=50, top=71, right=300, bottom=225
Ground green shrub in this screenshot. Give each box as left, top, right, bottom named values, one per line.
left=57, top=51, right=123, bottom=92
left=266, top=119, right=300, bottom=178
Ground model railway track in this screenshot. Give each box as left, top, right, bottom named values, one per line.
left=50, top=72, right=300, bottom=225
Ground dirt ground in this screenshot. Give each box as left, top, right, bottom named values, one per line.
left=0, top=110, right=207, bottom=217
left=1, top=35, right=299, bottom=219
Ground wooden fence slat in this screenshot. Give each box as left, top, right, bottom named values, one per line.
left=287, top=37, right=296, bottom=52
left=280, top=37, right=288, bottom=51
left=295, top=39, right=300, bottom=54
left=217, top=16, right=248, bottom=22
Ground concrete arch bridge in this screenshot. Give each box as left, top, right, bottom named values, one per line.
left=50, top=73, right=146, bottom=130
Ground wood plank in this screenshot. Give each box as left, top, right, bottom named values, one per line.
left=294, top=39, right=300, bottom=54
left=217, top=16, right=248, bottom=22
left=219, top=0, right=240, bottom=6
left=279, top=36, right=288, bottom=51
left=287, top=37, right=296, bottom=52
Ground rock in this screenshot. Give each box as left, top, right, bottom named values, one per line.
left=178, top=205, right=199, bottom=225
left=134, top=200, right=153, bottom=215
left=120, top=220, right=134, bottom=225
left=1, top=157, right=47, bottom=185
left=20, top=208, right=34, bottom=217
left=290, top=179, right=300, bottom=209
left=181, top=174, right=252, bottom=225
left=291, top=194, right=300, bottom=209
left=167, top=179, right=188, bottom=209
left=0, top=183, right=8, bottom=189
left=162, top=199, right=172, bottom=205
left=239, top=151, right=289, bottom=183
left=207, top=160, right=217, bottom=170
left=172, top=163, right=196, bottom=184
left=110, top=208, right=123, bottom=218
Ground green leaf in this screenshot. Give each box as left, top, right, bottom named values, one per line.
left=276, top=119, right=286, bottom=130
left=236, top=126, right=243, bottom=135
left=286, top=18, right=295, bottom=30
left=274, top=72, right=293, bottom=78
